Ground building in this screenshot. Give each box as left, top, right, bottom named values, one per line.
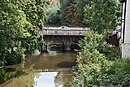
left=121, top=0, right=130, bottom=58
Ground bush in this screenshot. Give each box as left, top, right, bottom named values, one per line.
left=72, top=31, right=127, bottom=87
left=72, top=31, right=110, bottom=86
left=0, top=68, right=17, bottom=84
left=107, top=59, right=130, bottom=86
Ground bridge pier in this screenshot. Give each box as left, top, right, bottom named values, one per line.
left=62, top=36, right=72, bottom=51
left=64, top=42, right=71, bottom=51
left=41, top=42, right=48, bottom=52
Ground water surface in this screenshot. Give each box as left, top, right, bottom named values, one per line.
left=0, top=52, right=76, bottom=87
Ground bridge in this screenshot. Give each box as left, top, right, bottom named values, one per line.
left=42, top=26, right=89, bottom=36
left=41, top=26, right=90, bottom=51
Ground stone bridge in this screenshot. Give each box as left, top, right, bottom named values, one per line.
left=41, top=26, right=90, bottom=51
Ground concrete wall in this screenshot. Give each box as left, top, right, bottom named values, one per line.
left=122, top=0, right=130, bottom=58
left=124, top=0, right=130, bottom=43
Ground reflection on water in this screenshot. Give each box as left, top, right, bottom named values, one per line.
left=34, top=72, right=58, bottom=87
left=34, top=71, right=73, bottom=87
left=0, top=52, right=76, bottom=87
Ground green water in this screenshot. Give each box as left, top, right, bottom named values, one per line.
left=0, top=52, right=76, bottom=87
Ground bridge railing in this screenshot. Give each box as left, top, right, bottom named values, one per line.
left=42, top=27, right=90, bottom=36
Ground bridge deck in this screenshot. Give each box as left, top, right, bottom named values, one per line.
left=42, top=27, right=90, bottom=36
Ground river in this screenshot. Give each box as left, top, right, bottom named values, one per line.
left=0, top=52, right=76, bottom=87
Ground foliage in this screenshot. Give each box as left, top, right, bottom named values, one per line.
left=72, top=31, right=110, bottom=86
left=0, top=61, right=35, bottom=84
left=44, top=1, right=61, bottom=26
left=0, top=0, right=45, bottom=65
left=98, top=44, right=121, bottom=60
left=75, top=0, right=90, bottom=26
left=84, top=0, right=121, bottom=33
left=60, top=0, right=89, bottom=26
left=44, top=0, right=90, bottom=26
left=60, top=0, right=76, bottom=26
left=0, top=68, right=17, bottom=84
left=107, top=59, right=130, bottom=86
left=72, top=31, right=124, bottom=87
left=79, top=31, right=121, bottom=61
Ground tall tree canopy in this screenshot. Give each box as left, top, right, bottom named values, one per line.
left=44, top=0, right=61, bottom=26
left=75, top=0, right=90, bottom=26
left=60, top=0, right=76, bottom=26
left=0, top=0, right=45, bottom=65
left=60, top=0, right=90, bottom=27
left=84, top=0, right=121, bottom=33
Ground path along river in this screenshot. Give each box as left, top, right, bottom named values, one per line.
left=0, top=52, right=76, bottom=87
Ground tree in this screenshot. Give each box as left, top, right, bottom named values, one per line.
left=0, top=0, right=45, bottom=65
left=60, top=0, right=77, bottom=26
left=60, top=0, right=90, bottom=27
left=75, top=0, right=90, bottom=26
left=84, top=0, right=121, bottom=33
left=44, top=1, right=61, bottom=26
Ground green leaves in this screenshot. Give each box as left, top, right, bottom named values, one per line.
left=72, top=31, right=122, bottom=86
left=0, top=0, right=45, bottom=65
left=84, top=0, right=121, bottom=33
left=73, top=31, right=109, bottom=86
left=44, top=1, right=61, bottom=25
left=60, top=0, right=90, bottom=26
left=107, top=59, right=130, bottom=86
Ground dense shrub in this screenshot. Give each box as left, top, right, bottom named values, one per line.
left=72, top=31, right=110, bottom=86
left=72, top=31, right=128, bottom=87
left=107, top=59, right=130, bottom=86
